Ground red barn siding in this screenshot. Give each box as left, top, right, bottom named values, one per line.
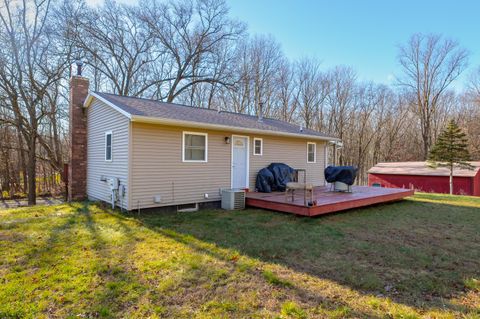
left=368, top=173, right=478, bottom=196
left=474, top=174, right=480, bottom=196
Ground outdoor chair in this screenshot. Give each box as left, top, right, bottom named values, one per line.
left=285, top=169, right=314, bottom=206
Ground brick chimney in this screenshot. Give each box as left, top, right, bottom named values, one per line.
left=68, top=63, right=89, bottom=201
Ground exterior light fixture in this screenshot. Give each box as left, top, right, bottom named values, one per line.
left=225, top=136, right=231, bottom=144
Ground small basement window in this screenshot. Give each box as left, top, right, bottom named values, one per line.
left=253, top=138, right=263, bottom=155
left=307, top=142, right=316, bottom=163
left=183, top=132, right=207, bottom=162
left=105, top=131, right=112, bottom=161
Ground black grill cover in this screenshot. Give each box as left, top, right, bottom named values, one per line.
left=255, top=168, right=275, bottom=193
left=255, top=163, right=295, bottom=192
left=267, top=163, right=295, bottom=192
left=324, top=166, right=358, bottom=186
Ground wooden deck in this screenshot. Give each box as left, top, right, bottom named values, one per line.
left=245, top=186, right=414, bottom=216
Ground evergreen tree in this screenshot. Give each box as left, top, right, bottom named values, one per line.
left=428, top=120, right=473, bottom=195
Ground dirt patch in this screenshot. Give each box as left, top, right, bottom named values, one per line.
left=0, top=197, right=64, bottom=209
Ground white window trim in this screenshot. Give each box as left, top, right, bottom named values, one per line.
left=253, top=137, right=263, bottom=156
left=307, top=142, right=316, bottom=163
left=105, top=131, right=113, bottom=162
left=182, top=131, right=208, bottom=163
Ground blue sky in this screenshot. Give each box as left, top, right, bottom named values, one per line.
left=88, top=0, right=480, bottom=88
left=227, top=0, right=480, bottom=87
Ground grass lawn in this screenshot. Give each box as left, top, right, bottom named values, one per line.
left=1, top=193, right=479, bottom=318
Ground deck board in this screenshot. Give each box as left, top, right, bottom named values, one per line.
left=245, top=186, right=414, bottom=216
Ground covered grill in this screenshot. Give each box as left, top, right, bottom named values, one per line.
left=324, top=166, right=358, bottom=192
left=255, top=163, right=295, bottom=193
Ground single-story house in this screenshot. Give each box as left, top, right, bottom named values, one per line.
left=68, top=74, right=339, bottom=210
left=368, top=161, right=480, bottom=196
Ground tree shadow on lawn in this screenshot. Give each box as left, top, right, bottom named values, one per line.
left=8, top=199, right=477, bottom=317
left=154, top=227, right=386, bottom=319
left=3, top=203, right=100, bottom=317
left=89, top=205, right=385, bottom=318
left=130, top=198, right=480, bottom=316
left=78, top=203, right=147, bottom=317
left=14, top=202, right=378, bottom=318
left=12, top=202, right=152, bottom=317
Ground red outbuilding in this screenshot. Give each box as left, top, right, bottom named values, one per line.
left=368, top=161, right=480, bottom=196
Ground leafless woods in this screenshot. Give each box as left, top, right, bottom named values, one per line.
left=0, top=0, right=479, bottom=202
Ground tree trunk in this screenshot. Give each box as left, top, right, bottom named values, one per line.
left=423, top=139, right=429, bottom=161
left=27, top=138, right=36, bottom=205
left=17, top=132, right=28, bottom=193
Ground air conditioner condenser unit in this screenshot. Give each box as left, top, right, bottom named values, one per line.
left=221, top=189, right=245, bottom=210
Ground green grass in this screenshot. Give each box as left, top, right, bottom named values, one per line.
left=0, top=193, right=479, bottom=318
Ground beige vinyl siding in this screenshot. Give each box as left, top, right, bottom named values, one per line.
left=249, top=135, right=326, bottom=188
left=130, top=123, right=231, bottom=209
left=131, top=122, right=327, bottom=209
left=87, top=99, right=129, bottom=209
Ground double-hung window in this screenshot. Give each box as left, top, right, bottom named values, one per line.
left=183, top=132, right=208, bottom=162
left=307, top=142, right=316, bottom=163
left=253, top=138, right=263, bottom=155
left=105, top=131, right=112, bottom=161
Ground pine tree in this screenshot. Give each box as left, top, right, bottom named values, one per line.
left=428, top=120, right=473, bottom=195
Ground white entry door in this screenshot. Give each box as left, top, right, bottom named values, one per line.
left=232, top=136, right=249, bottom=189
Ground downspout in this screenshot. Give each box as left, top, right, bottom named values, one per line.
left=324, top=143, right=328, bottom=186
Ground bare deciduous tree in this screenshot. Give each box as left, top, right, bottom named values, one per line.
left=0, top=0, right=71, bottom=204
left=140, top=0, right=245, bottom=102
left=274, top=57, right=298, bottom=122
left=69, top=0, right=161, bottom=96
left=1, top=0, right=479, bottom=200
left=295, top=57, right=327, bottom=129
left=324, top=66, right=356, bottom=164
left=397, top=33, right=468, bottom=159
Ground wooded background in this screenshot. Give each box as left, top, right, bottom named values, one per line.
left=1, top=0, right=479, bottom=204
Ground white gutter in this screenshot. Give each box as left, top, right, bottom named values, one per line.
left=84, top=92, right=340, bottom=142
left=329, top=140, right=344, bottom=148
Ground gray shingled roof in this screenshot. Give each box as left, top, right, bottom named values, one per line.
left=94, top=92, right=338, bottom=140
